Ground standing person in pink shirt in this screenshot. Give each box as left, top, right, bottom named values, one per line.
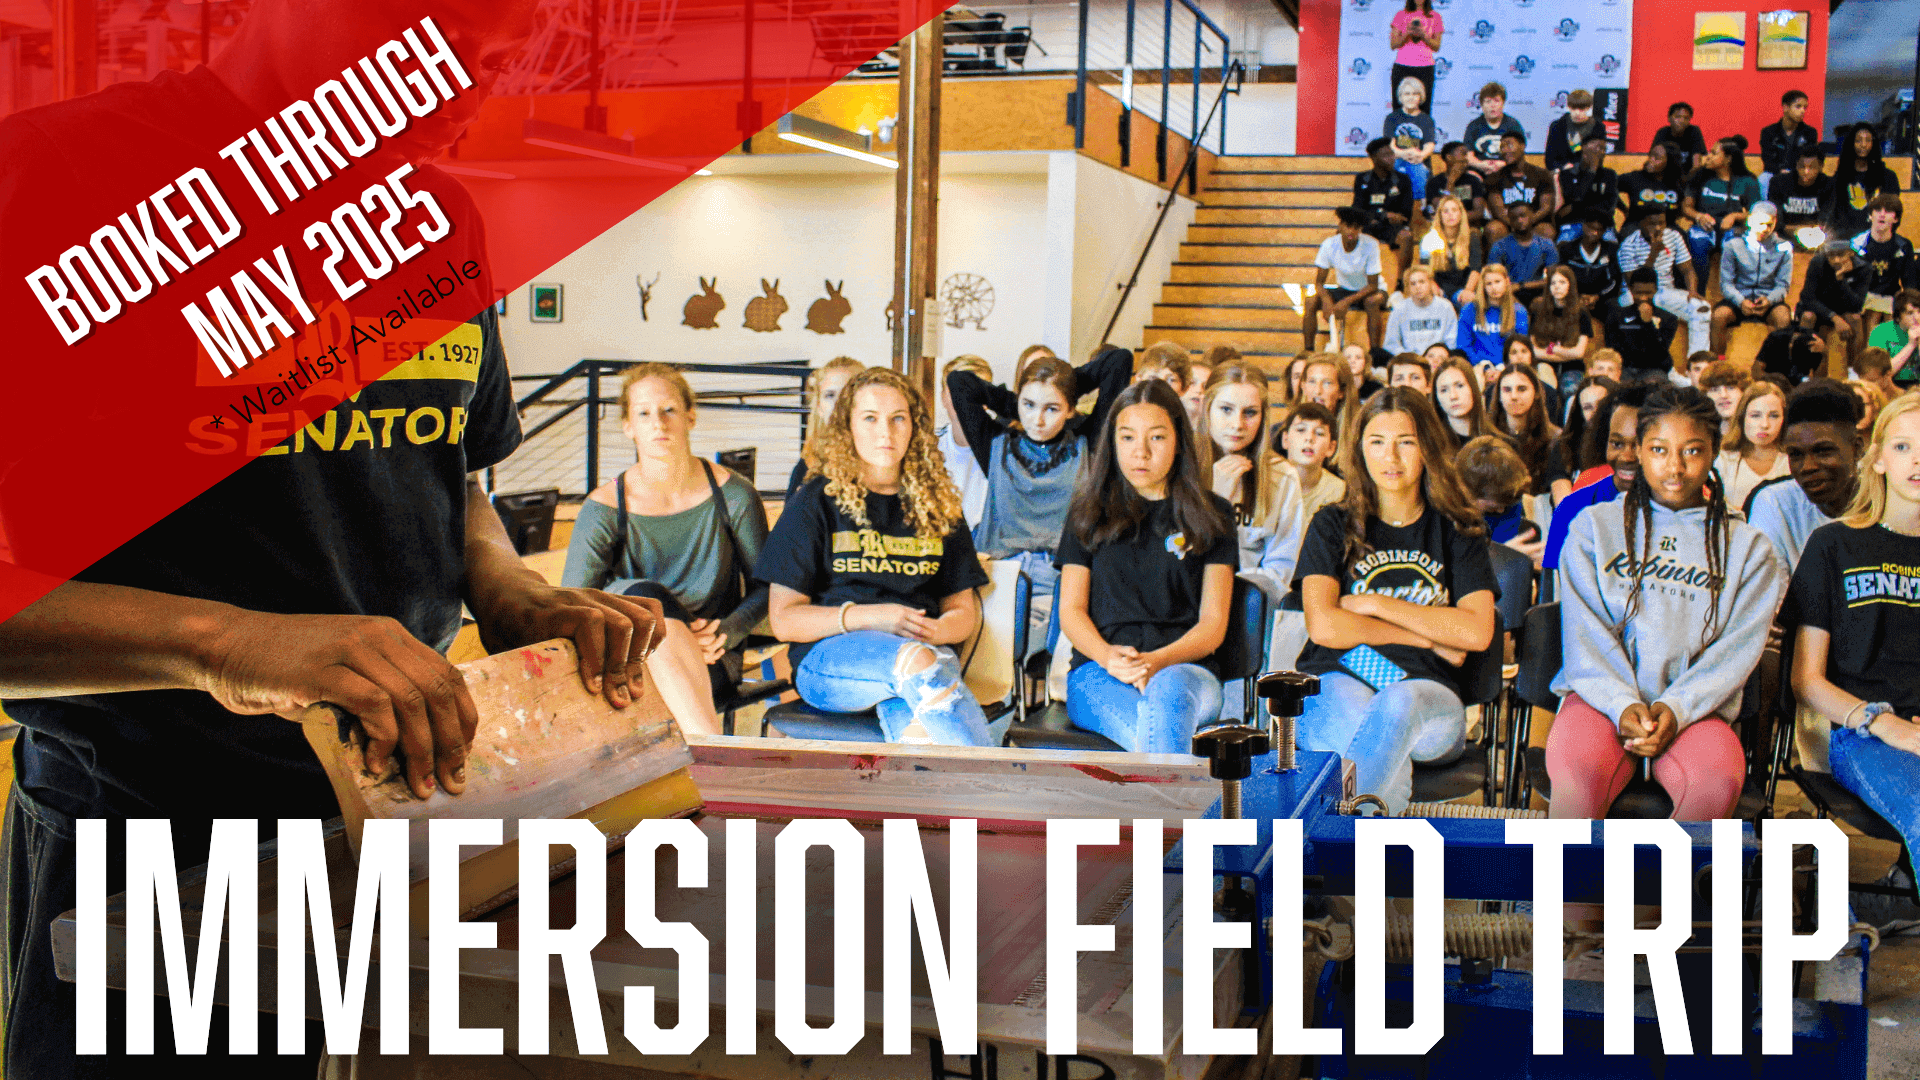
left=1389, top=1, right=1444, bottom=110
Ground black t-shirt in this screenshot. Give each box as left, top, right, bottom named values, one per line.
left=1556, top=164, right=1619, bottom=221
left=1426, top=170, right=1487, bottom=217
left=1463, top=116, right=1526, bottom=162
left=755, top=476, right=989, bottom=665
left=1294, top=504, right=1496, bottom=695
left=7, top=308, right=523, bottom=824
left=1619, top=172, right=1682, bottom=225
left=1384, top=110, right=1437, bottom=151
left=1491, top=163, right=1554, bottom=213
left=1352, top=168, right=1414, bottom=225
left=1784, top=523, right=1920, bottom=717
left=1767, top=172, right=1835, bottom=229
left=1651, top=125, right=1707, bottom=172
left=1053, top=496, right=1238, bottom=676
left=0, top=67, right=519, bottom=826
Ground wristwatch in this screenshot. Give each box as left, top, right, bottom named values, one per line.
left=1854, top=701, right=1895, bottom=739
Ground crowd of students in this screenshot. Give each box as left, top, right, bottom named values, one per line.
left=1337, top=80, right=1919, bottom=398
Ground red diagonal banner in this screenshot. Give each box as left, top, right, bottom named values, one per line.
left=0, top=0, right=945, bottom=625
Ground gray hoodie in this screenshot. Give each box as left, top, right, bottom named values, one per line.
left=1551, top=497, right=1786, bottom=728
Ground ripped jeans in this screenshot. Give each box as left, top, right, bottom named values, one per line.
left=1067, top=661, right=1223, bottom=755
left=794, top=631, right=993, bottom=746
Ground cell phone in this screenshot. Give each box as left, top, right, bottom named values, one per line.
left=1516, top=522, right=1542, bottom=543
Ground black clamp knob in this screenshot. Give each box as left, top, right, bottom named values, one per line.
left=1191, top=725, right=1271, bottom=782
left=1257, top=670, right=1320, bottom=718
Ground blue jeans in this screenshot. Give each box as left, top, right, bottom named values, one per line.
left=795, top=631, right=993, bottom=746
left=1011, top=549, right=1057, bottom=660
left=1684, top=225, right=1723, bottom=276
left=1830, top=727, right=1920, bottom=858
left=1393, top=159, right=1429, bottom=202
left=1297, top=671, right=1466, bottom=813
left=1557, top=223, right=1618, bottom=244
left=1067, top=660, right=1223, bottom=755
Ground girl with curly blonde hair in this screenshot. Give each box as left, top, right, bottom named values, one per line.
left=757, top=368, right=995, bottom=745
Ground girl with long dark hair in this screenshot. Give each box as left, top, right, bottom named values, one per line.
left=1295, top=388, right=1498, bottom=813
left=1057, top=380, right=1237, bottom=753
left=1528, top=265, right=1591, bottom=393
left=1833, top=121, right=1902, bottom=240
left=757, top=368, right=994, bottom=745
left=1546, top=386, right=1785, bottom=819
left=1491, top=356, right=1561, bottom=496
left=1682, top=135, right=1763, bottom=272
left=1550, top=374, right=1620, bottom=500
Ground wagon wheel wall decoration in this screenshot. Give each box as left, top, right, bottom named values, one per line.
left=940, top=273, right=994, bottom=330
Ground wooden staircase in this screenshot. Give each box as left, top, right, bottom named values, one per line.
left=1145, top=155, right=1357, bottom=359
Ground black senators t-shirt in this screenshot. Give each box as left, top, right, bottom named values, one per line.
left=756, top=476, right=989, bottom=666
left=1768, top=172, right=1835, bottom=229
left=1784, top=523, right=1920, bottom=717
left=6, top=306, right=522, bottom=824
left=1295, top=504, right=1496, bottom=695
left=1053, top=496, right=1238, bottom=676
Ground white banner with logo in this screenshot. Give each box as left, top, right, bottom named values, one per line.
left=1333, top=0, right=1634, bottom=155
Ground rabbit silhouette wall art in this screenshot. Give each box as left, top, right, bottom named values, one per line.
left=806, top=280, right=851, bottom=334
left=743, top=278, right=788, bottom=332
left=682, top=278, right=724, bottom=329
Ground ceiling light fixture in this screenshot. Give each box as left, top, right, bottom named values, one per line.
left=521, top=119, right=697, bottom=175
left=775, top=114, right=898, bottom=169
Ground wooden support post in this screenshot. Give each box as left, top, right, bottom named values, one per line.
left=51, top=0, right=96, bottom=102
left=892, top=16, right=942, bottom=402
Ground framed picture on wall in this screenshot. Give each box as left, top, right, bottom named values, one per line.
left=1757, top=10, right=1810, bottom=70
left=493, top=294, right=508, bottom=317
left=1692, top=12, right=1747, bottom=71
left=529, top=283, right=563, bottom=323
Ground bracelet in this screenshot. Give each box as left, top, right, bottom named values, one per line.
left=1841, top=700, right=1867, bottom=730
left=838, top=601, right=855, bottom=635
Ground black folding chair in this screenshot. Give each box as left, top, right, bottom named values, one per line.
left=1005, top=577, right=1271, bottom=751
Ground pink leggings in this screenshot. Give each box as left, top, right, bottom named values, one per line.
left=1544, top=693, right=1746, bottom=820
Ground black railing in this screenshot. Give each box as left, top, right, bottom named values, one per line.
left=496, top=358, right=815, bottom=494
left=1072, top=0, right=1232, bottom=173
left=1100, top=58, right=1243, bottom=347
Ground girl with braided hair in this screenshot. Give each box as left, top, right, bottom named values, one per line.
left=757, top=368, right=994, bottom=745
left=1546, top=386, right=1787, bottom=819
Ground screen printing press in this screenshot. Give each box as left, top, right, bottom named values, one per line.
left=52, top=644, right=1876, bottom=1080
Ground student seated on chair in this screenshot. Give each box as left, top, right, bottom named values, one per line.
left=1295, top=388, right=1498, bottom=814
left=1547, top=387, right=1786, bottom=820
left=1787, top=394, right=1920, bottom=860
left=565, top=364, right=774, bottom=736
left=1056, top=380, right=1237, bottom=754
left=757, top=368, right=993, bottom=746
left=1747, top=379, right=1864, bottom=572
left=1491, top=349, right=1561, bottom=496
left=947, top=347, right=1133, bottom=653
left=788, top=355, right=866, bottom=497
left=1200, top=363, right=1309, bottom=601
left=1542, top=382, right=1653, bottom=573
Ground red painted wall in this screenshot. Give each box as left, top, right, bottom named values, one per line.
left=1624, top=6, right=1828, bottom=153
left=1297, top=0, right=1343, bottom=155
left=1295, top=2, right=1829, bottom=156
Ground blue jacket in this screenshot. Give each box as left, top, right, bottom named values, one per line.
left=1454, top=301, right=1529, bottom=367
left=1719, top=231, right=1795, bottom=306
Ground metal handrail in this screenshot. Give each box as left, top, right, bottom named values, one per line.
left=1073, top=0, right=1232, bottom=167
left=497, top=358, right=815, bottom=493
left=1099, top=58, right=1243, bottom=348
